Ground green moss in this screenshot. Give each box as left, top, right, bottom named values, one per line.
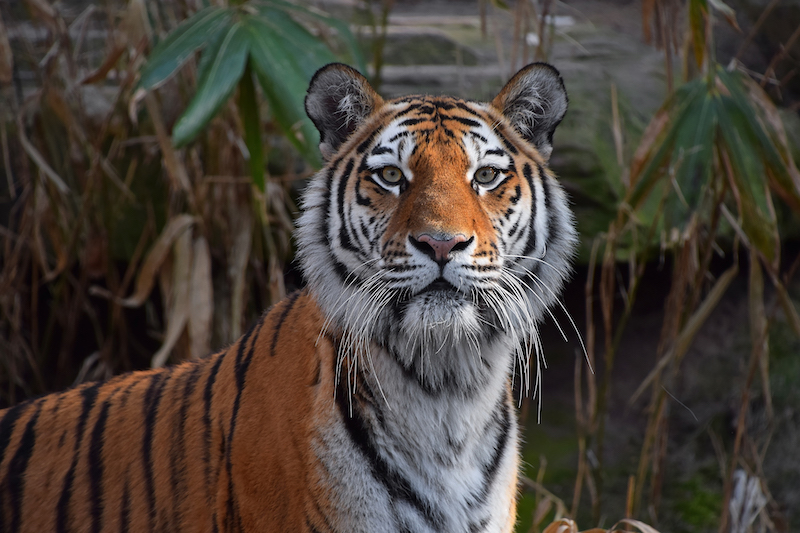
left=670, top=475, right=723, bottom=531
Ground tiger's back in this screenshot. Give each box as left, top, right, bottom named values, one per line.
left=1, top=62, right=576, bottom=532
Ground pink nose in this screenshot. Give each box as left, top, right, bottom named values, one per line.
left=416, top=233, right=468, bottom=262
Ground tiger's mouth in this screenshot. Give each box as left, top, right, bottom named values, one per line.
left=419, top=277, right=459, bottom=294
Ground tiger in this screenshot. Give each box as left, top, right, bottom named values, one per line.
left=0, top=62, right=575, bottom=532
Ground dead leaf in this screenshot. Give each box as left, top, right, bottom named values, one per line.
left=114, top=214, right=195, bottom=307
left=24, top=0, right=59, bottom=32
left=229, top=197, right=253, bottom=340
left=629, top=110, right=670, bottom=192
left=533, top=498, right=554, bottom=527
left=542, top=518, right=578, bottom=533
left=189, top=235, right=213, bottom=358
left=152, top=227, right=192, bottom=368
left=608, top=518, right=663, bottom=533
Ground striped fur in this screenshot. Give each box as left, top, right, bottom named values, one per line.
left=0, top=63, right=576, bottom=532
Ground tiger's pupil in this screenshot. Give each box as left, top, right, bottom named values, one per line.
left=475, top=167, right=497, bottom=184
left=381, top=166, right=402, bottom=184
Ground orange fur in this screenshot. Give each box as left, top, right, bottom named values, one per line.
left=0, top=293, right=331, bottom=531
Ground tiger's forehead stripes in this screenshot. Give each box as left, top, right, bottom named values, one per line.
left=365, top=97, right=516, bottom=174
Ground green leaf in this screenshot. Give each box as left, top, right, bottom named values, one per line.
left=663, top=89, right=717, bottom=229
left=250, top=7, right=338, bottom=76
left=628, top=80, right=705, bottom=209
left=238, top=62, right=265, bottom=191
left=138, top=6, right=233, bottom=90
left=718, top=68, right=800, bottom=209
left=171, top=21, right=250, bottom=147
left=243, top=13, right=334, bottom=166
left=254, top=0, right=366, bottom=72
left=717, top=95, right=778, bottom=262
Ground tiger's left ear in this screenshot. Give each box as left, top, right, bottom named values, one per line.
left=491, top=63, right=568, bottom=162
left=305, top=63, right=384, bottom=161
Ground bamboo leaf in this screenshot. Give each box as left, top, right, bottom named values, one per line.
left=238, top=61, right=266, bottom=191
left=255, top=0, right=366, bottom=71
left=138, top=6, right=233, bottom=90
left=171, top=21, right=250, bottom=147
left=244, top=13, right=332, bottom=165
left=717, top=95, right=779, bottom=263
left=723, top=68, right=800, bottom=212
left=628, top=81, right=705, bottom=209
left=663, top=90, right=717, bottom=229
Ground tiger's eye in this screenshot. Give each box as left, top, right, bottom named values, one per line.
left=474, top=166, right=498, bottom=184
left=381, top=166, right=403, bottom=184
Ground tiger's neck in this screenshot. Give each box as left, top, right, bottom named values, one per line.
left=314, top=335, right=520, bottom=532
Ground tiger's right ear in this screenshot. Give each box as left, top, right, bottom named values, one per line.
left=305, top=64, right=384, bottom=161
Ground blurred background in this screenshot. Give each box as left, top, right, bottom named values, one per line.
left=1, top=0, right=799, bottom=531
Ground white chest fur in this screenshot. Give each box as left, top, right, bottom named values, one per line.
left=311, top=341, right=519, bottom=533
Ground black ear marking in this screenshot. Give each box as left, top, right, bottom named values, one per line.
left=305, top=63, right=384, bottom=160
left=491, top=63, right=568, bottom=161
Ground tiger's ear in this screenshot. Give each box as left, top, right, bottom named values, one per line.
left=491, top=63, right=568, bottom=162
left=305, top=63, right=384, bottom=161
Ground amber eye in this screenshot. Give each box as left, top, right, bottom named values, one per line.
left=380, top=166, right=403, bottom=185
left=474, top=166, right=498, bottom=185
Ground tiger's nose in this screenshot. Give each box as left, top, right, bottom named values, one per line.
left=410, top=233, right=472, bottom=263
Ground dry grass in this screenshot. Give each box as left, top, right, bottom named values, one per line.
left=0, top=0, right=299, bottom=405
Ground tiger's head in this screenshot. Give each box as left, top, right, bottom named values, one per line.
left=297, top=63, right=577, bottom=394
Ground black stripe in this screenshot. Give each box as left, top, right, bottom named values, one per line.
left=309, top=494, right=338, bottom=533
left=0, top=402, right=30, bottom=467
left=398, top=118, right=424, bottom=127
left=169, top=363, right=203, bottom=530
left=356, top=129, right=379, bottom=154
left=119, top=477, right=130, bottom=533
left=203, top=353, right=226, bottom=489
left=479, top=400, right=512, bottom=500
left=88, top=400, right=111, bottom=533
left=496, top=129, right=518, bottom=154
left=370, top=145, right=393, bottom=155
left=6, top=404, right=41, bottom=533
left=57, top=383, right=101, bottom=533
left=334, top=378, right=444, bottom=530
left=469, top=516, right=491, bottom=532
left=446, top=115, right=481, bottom=128
left=336, top=159, right=359, bottom=254
left=306, top=517, right=325, bottom=533
left=142, top=371, right=171, bottom=531
left=521, top=163, right=538, bottom=255
left=270, top=291, right=302, bottom=357
left=540, top=168, right=557, bottom=250
left=225, top=316, right=265, bottom=530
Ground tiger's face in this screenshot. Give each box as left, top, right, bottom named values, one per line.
left=298, top=64, right=576, bottom=393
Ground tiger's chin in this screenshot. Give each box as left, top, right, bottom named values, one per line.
left=403, top=288, right=480, bottom=334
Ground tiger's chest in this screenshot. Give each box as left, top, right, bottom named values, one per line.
left=306, top=342, right=519, bottom=533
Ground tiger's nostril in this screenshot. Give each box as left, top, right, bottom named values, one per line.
left=410, top=234, right=472, bottom=263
